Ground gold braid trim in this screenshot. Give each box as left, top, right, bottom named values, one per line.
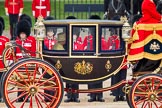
left=127, top=52, right=162, bottom=61
left=130, top=33, right=162, bottom=49
left=132, top=25, right=139, bottom=41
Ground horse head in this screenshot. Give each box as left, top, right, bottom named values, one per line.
left=155, top=0, right=162, bottom=14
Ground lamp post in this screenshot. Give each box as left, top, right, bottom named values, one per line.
left=34, top=16, right=46, bottom=58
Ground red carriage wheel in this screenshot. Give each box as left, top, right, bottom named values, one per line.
left=129, top=74, right=162, bottom=108
left=2, top=45, right=19, bottom=68
left=2, top=58, right=64, bottom=108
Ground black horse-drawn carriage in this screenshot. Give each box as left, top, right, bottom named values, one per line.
left=0, top=16, right=162, bottom=108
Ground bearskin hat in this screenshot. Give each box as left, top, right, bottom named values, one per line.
left=66, top=16, right=76, bottom=19
left=44, top=16, right=55, bottom=20
left=16, top=20, right=31, bottom=38
left=89, top=15, right=101, bottom=19
left=0, top=16, right=5, bottom=36
left=156, top=0, right=162, bottom=14
left=19, top=14, right=32, bottom=28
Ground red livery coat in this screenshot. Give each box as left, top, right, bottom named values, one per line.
left=32, top=0, right=51, bottom=18
left=15, top=36, right=36, bottom=59
left=5, top=0, right=24, bottom=14
left=44, top=37, right=57, bottom=50
left=0, top=36, right=9, bottom=68
left=138, top=0, right=162, bottom=23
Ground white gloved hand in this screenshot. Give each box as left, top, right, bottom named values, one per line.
left=103, top=12, right=108, bottom=19
left=19, top=13, right=22, bottom=16
left=47, top=11, right=50, bottom=16
left=6, top=13, right=9, bottom=16
left=32, top=11, right=35, bottom=16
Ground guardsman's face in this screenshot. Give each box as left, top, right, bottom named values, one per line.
left=20, top=32, right=27, bottom=40
left=47, top=31, right=54, bottom=37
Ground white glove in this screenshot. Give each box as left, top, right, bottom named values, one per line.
left=32, top=11, right=35, bottom=16
left=103, top=12, right=108, bottom=19
left=19, top=13, right=22, bottom=16
left=6, top=13, right=9, bottom=16
left=47, top=11, right=50, bottom=16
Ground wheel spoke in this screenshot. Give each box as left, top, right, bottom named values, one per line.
left=136, top=85, right=146, bottom=92
left=152, top=101, right=159, bottom=108
left=143, top=79, right=149, bottom=90
left=135, top=97, right=147, bottom=105
left=33, top=64, right=39, bottom=83
left=29, top=96, right=32, bottom=108
left=37, top=76, right=56, bottom=87
left=37, top=93, right=51, bottom=108
left=155, top=81, right=162, bottom=91
left=35, top=95, right=43, bottom=108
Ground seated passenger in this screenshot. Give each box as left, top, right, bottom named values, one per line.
left=53, top=32, right=66, bottom=50
left=101, top=36, right=108, bottom=50
left=73, top=36, right=83, bottom=50
left=107, top=34, right=120, bottom=50
left=82, top=33, right=93, bottom=50
left=44, top=28, right=57, bottom=50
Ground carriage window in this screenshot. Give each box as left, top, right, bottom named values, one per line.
left=43, top=26, right=67, bottom=51
left=101, top=27, right=121, bottom=51
left=72, top=26, right=96, bottom=52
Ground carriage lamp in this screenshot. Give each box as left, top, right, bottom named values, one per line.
left=122, top=19, right=132, bottom=55
left=34, top=16, right=45, bottom=58
left=122, top=21, right=131, bottom=41
left=34, top=16, right=46, bottom=40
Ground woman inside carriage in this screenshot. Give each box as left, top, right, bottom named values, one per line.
left=128, top=0, right=162, bottom=73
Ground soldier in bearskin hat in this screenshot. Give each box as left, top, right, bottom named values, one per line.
left=0, top=16, right=9, bottom=102
left=16, top=20, right=36, bottom=102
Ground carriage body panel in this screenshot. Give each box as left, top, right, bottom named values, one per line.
left=41, top=20, right=126, bottom=83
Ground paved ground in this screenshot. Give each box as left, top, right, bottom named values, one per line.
left=0, top=70, right=132, bottom=108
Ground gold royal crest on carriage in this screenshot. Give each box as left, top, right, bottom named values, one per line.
left=74, top=60, right=93, bottom=75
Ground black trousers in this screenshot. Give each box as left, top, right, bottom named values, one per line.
left=88, top=82, right=103, bottom=99
left=9, top=14, right=19, bottom=40
left=66, top=83, right=79, bottom=99
left=0, top=72, right=3, bottom=98
left=111, top=69, right=127, bottom=96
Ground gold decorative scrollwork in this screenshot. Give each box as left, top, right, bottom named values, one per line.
left=74, top=60, right=93, bottom=75
left=150, top=41, right=160, bottom=52
left=105, top=60, right=112, bottom=72
left=55, top=60, right=62, bottom=70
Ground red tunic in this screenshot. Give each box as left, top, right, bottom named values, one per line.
left=73, top=37, right=83, bottom=50
left=138, top=0, right=162, bottom=23
left=44, top=37, right=57, bottom=50
left=107, top=35, right=120, bottom=50
left=83, top=35, right=93, bottom=50
left=5, top=0, right=24, bottom=14
left=15, top=36, right=36, bottom=59
left=0, top=36, right=9, bottom=68
left=101, top=37, right=108, bottom=50
left=32, top=0, right=51, bottom=18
